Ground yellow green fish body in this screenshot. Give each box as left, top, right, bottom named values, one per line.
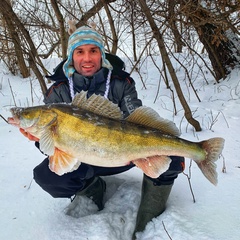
left=8, top=92, right=224, bottom=185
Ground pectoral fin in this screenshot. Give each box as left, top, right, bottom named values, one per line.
left=39, top=128, right=55, bottom=156
left=48, top=148, right=81, bottom=176
left=38, top=114, right=58, bottom=156
left=132, top=155, right=172, bottom=178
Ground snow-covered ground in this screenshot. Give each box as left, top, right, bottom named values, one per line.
left=0, top=56, right=239, bottom=240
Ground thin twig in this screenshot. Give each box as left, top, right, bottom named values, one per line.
left=162, top=221, right=172, bottom=240
left=222, top=154, right=227, bottom=173
left=8, top=78, right=17, bottom=106
left=27, top=178, right=33, bottom=190
left=0, top=114, right=9, bottom=124
left=182, top=160, right=196, bottom=203
left=219, top=110, right=229, bottom=128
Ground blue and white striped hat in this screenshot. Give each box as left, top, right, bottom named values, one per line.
left=63, top=26, right=113, bottom=79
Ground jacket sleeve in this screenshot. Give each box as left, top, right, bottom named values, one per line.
left=118, top=76, right=142, bottom=118
left=43, top=82, right=72, bottom=104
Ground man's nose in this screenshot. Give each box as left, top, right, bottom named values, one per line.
left=83, top=52, right=91, bottom=61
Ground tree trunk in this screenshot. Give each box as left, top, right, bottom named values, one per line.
left=130, top=1, right=138, bottom=61
left=168, top=0, right=186, bottom=53
left=1, top=0, right=47, bottom=94
left=50, top=0, right=68, bottom=59
left=138, top=0, right=202, bottom=131
left=196, top=23, right=238, bottom=81
left=75, top=0, right=117, bottom=28
left=180, top=0, right=240, bottom=81
left=101, top=0, right=118, bottom=54
left=1, top=9, right=30, bottom=78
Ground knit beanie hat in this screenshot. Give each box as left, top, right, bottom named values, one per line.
left=63, top=25, right=113, bottom=79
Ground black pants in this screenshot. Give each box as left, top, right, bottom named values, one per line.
left=33, top=156, right=184, bottom=198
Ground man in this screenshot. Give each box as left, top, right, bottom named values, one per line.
left=22, top=25, right=184, bottom=239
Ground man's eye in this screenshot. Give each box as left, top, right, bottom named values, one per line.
left=74, top=49, right=83, bottom=54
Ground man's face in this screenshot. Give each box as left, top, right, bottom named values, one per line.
left=73, top=44, right=102, bottom=77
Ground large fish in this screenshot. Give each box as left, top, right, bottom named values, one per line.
left=8, top=92, right=224, bottom=185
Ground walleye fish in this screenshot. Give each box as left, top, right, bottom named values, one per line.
left=8, top=91, right=224, bottom=185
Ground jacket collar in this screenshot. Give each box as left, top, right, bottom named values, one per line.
left=72, top=68, right=109, bottom=96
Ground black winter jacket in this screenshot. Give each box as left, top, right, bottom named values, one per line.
left=44, top=59, right=142, bottom=118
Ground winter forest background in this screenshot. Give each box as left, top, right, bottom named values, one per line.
left=1, top=1, right=239, bottom=121
left=0, top=1, right=240, bottom=240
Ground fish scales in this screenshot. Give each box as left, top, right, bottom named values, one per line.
left=8, top=92, right=225, bottom=185
left=50, top=105, right=204, bottom=164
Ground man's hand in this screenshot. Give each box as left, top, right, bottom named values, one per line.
left=19, top=128, right=39, bottom=142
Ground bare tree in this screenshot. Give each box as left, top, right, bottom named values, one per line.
left=180, top=0, right=240, bottom=81
left=1, top=9, right=30, bottom=78
left=137, top=0, right=202, bottom=131
left=0, top=0, right=239, bottom=126
left=167, top=0, right=186, bottom=53
left=50, top=0, right=68, bottom=59
left=100, top=0, right=118, bottom=54
left=0, top=0, right=47, bottom=94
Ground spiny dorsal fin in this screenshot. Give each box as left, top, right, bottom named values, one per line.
left=126, top=106, right=180, bottom=136
left=72, top=91, right=123, bottom=120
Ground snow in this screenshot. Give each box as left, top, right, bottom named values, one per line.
left=0, top=57, right=239, bottom=240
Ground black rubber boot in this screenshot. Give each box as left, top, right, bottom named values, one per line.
left=66, top=176, right=106, bottom=217
left=80, top=176, right=106, bottom=210
left=132, top=174, right=173, bottom=239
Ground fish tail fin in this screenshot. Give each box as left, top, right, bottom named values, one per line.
left=197, top=137, right=225, bottom=186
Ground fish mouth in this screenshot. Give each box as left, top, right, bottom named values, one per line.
left=8, top=107, right=24, bottom=127
left=8, top=117, right=20, bottom=127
